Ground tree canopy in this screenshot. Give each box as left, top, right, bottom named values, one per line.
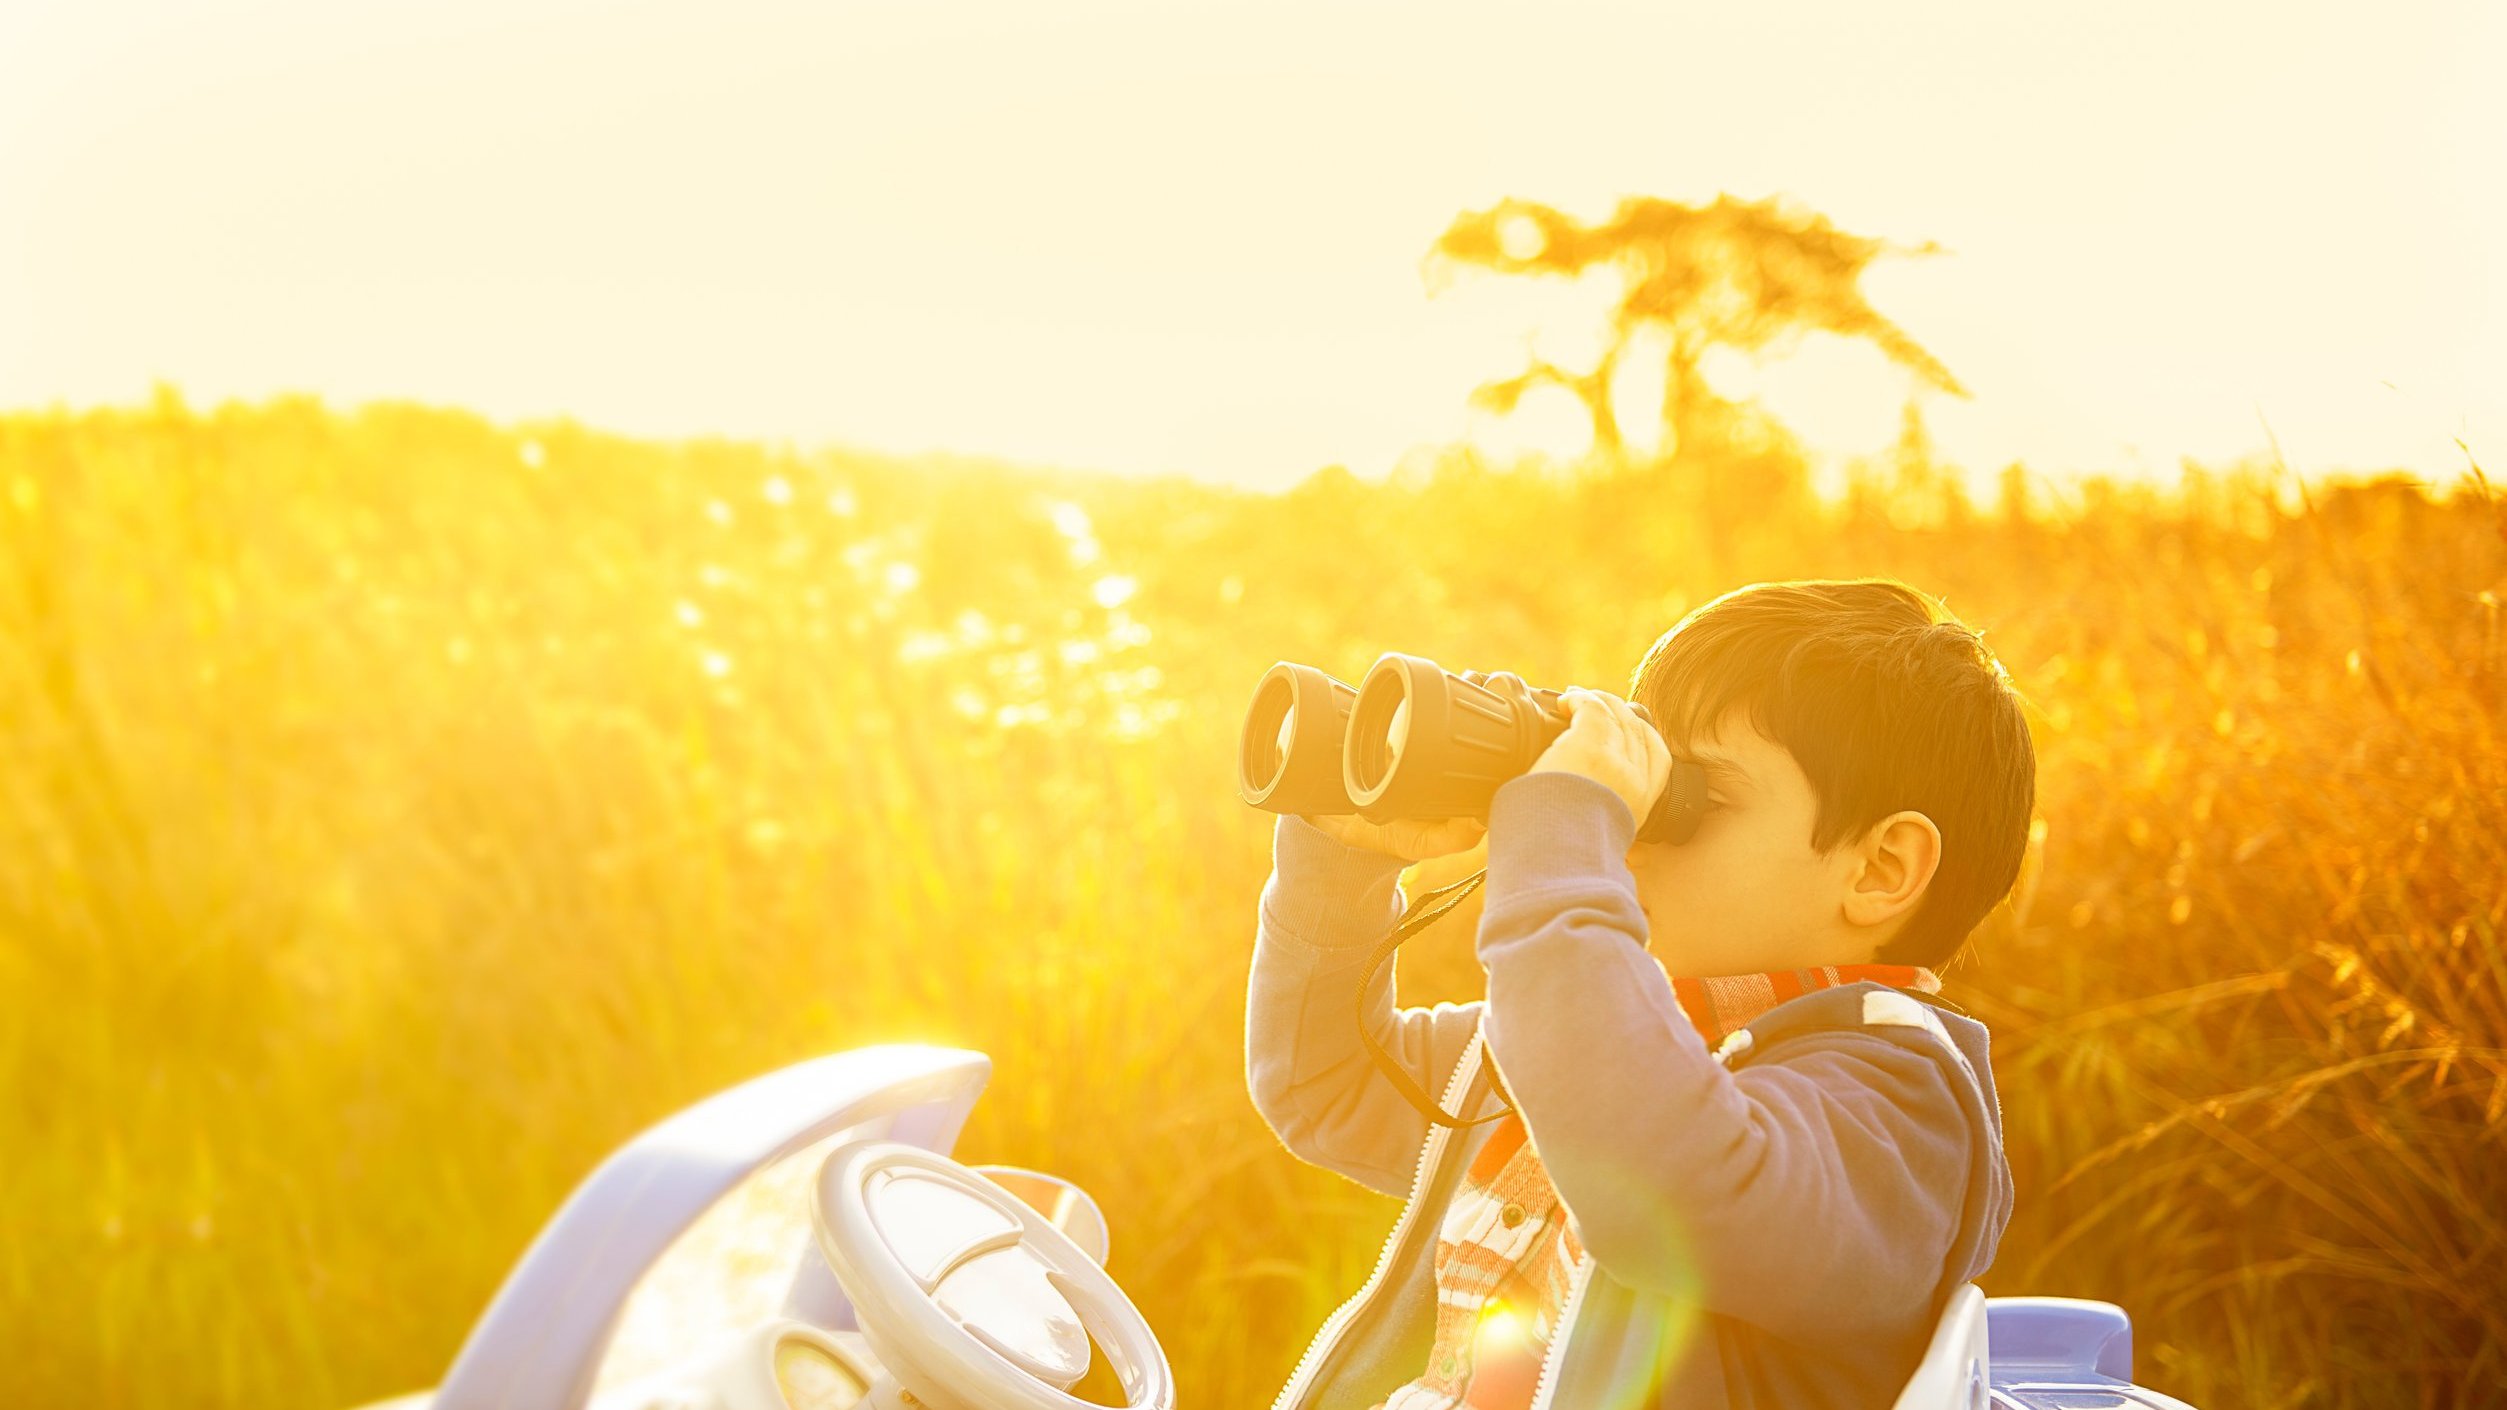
left=1427, top=192, right=1966, bottom=470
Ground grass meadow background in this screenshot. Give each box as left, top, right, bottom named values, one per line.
left=4, top=390, right=2502, bottom=1407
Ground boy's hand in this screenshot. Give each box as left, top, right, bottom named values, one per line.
left=1301, top=811, right=1488, bottom=863
left=1528, top=687, right=1671, bottom=833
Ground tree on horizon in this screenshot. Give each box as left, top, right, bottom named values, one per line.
left=1425, top=192, right=1968, bottom=473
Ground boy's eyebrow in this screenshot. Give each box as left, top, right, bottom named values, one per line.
left=1685, top=751, right=1752, bottom=788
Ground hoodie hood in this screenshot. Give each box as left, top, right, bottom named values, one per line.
left=1929, top=1000, right=2017, bottom=1283
left=1724, top=981, right=2016, bottom=1290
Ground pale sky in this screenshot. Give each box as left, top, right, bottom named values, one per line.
left=2, top=1, right=2497, bottom=494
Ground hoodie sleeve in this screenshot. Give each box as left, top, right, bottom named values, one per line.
left=1245, top=812, right=1486, bottom=1200
left=1473, top=769, right=1972, bottom=1339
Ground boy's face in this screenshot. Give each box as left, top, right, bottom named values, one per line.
left=1621, top=707, right=1884, bottom=976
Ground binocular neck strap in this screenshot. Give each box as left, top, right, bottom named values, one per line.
left=1354, top=866, right=1518, bottom=1131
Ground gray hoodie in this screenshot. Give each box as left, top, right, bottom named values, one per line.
left=1246, top=769, right=2015, bottom=1409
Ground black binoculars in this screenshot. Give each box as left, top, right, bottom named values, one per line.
left=1236, top=653, right=1709, bottom=845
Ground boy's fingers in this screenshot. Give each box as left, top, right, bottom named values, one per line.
left=1576, top=686, right=1631, bottom=734
left=1597, top=692, right=1659, bottom=773
left=1614, top=695, right=1649, bottom=750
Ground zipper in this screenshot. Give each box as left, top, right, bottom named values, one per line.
left=1504, top=993, right=1915, bottom=1394
left=1521, top=1021, right=1748, bottom=1410
left=1524, top=1251, right=1597, bottom=1410
left=1267, top=1029, right=1489, bottom=1410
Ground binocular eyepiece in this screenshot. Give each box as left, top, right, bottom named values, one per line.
left=1236, top=653, right=1709, bottom=845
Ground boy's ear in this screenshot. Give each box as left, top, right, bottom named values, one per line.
left=1840, top=810, right=1942, bottom=932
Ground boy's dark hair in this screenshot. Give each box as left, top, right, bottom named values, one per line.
left=1629, top=578, right=2036, bottom=968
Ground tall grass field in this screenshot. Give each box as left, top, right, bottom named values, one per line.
left=3, top=392, right=2500, bottom=1407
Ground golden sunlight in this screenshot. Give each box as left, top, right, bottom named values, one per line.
left=0, top=5, right=2497, bottom=1409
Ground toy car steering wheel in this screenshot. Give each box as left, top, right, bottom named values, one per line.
left=811, top=1141, right=1175, bottom=1410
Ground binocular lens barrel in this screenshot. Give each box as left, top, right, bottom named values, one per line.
left=1342, top=683, right=1403, bottom=800
left=1236, top=663, right=1360, bottom=816
left=1235, top=654, right=1709, bottom=845
left=1345, top=654, right=1542, bottom=820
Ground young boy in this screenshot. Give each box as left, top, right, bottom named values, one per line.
left=1247, top=577, right=2033, bottom=1409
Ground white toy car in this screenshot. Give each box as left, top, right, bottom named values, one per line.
left=355, top=1045, right=2195, bottom=1410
